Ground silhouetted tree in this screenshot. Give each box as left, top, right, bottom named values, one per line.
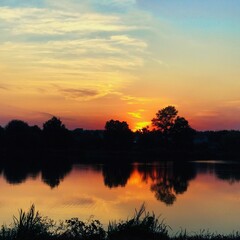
left=152, top=106, right=178, bottom=134
left=72, top=129, right=104, bottom=150
left=171, top=116, right=196, bottom=151
left=171, top=117, right=190, bottom=133
left=193, top=131, right=240, bottom=159
left=135, top=129, right=163, bottom=150
left=43, top=117, right=66, bottom=132
left=152, top=106, right=195, bottom=153
left=29, top=125, right=42, bottom=147
left=43, top=117, right=72, bottom=148
left=219, top=131, right=240, bottom=158
left=5, top=120, right=29, bottom=132
left=0, top=126, right=4, bottom=150
left=5, top=120, right=31, bottom=148
left=104, top=120, right=133, bottom=149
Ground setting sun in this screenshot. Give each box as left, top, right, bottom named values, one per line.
left=133, top=121, right=151, bottom=132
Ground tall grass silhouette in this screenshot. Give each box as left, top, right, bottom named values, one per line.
left=0, top=204, right=240, bottom=240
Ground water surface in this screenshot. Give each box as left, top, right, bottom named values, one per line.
left=0, top=161, right=240, bottom=234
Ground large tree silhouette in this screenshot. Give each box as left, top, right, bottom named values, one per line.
left=152, top=106, right=178, bottom=134
left=43, top=117, right=71, bottom=148
left=104, top=120, right=133, bottom=149
left=5, top=120, right=31, bottom=148
left=151, top=106, right=195, bottom=152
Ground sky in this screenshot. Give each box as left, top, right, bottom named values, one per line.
left=0, top=0, right=239, bottom=131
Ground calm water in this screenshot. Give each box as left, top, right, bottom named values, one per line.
left=1, top=161, right=240, bottom=234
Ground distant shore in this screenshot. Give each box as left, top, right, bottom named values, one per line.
left=0, top=115, right=239, bottom=163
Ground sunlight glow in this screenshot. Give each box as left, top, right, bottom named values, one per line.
left=133, top=121, right=151, bottom=132
left=0, top=0, right=239, bottom=130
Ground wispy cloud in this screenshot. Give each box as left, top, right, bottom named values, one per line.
left=128, top=109, right=145, bottom=119
left=195, top=110, right=220, bottom=117
left=59, top=88, right=101, bottom=101
left=224, top=100, right=240, bottom=109
left=110, top=35, right=147, bottom=48
left=0, top=84, right=8, bottom=90
left=0, top=7, right=142, bottom=36
left=128, top=112, right=142, bottom=119
left=61, top=88, right=99, bottom=97
left=62, top=196, right=95, bottom=206
left=121, top=95, right=153, bottom=105
left=0, top=5, right=148, bottom=94
left=100, top=0, right=136, bottom=7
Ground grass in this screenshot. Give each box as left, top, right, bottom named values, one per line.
left=0, top=204, right=240, bottom=240
left=0, top=205, right=54, bottom=240
left=108, top=203, right=169, bottom=240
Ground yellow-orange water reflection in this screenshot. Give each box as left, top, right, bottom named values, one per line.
left=1, top=162, right=240, bottom=234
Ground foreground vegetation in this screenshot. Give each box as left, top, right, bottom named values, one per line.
left=1, top=205, right=240, bottom=240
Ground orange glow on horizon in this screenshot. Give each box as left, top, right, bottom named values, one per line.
left=132, top=121, right=151, bottom=132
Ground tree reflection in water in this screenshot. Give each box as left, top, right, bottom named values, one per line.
left=151, top=181, right=177, bottom=205
left=211, top=162, right=240, bottom=184
left=101, top=161, right=197, bottom=205
left=3, top=164, right=40, bottom=185
left=1, top=157, right=240, bottom=203
left=41, top=163, right=72, bottom=188
left=138, top=162, right=197, bottom=205
left=2, top=154, right=41, bottom=184
left=0, top=153, right=72, bottom=188
left=102, top=164, right=133, bottom=188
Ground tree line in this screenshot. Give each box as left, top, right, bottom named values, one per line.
left=0, top=106, right=239, bottom=160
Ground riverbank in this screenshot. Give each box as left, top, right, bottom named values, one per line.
left=1, top=205, right=240, bottom=240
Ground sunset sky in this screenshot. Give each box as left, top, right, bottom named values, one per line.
left=0, top=0, right=239, bottom=131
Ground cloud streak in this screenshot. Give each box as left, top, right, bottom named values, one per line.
left=0, top=4, right=149, bottom=97
left=121, top=95, right=152, bottom=105
left=59, top=88, right=101, bottom=101
left=0, top=7, right=143, bottom=36
left=0, top=84, right=8, bottom=90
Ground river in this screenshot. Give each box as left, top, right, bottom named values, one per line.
left=0, top=160, right=240, bottom=234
